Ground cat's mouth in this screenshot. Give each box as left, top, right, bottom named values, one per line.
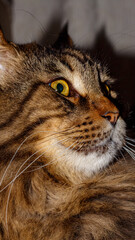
left=59, top=134, right=113, bottom=156
left=59, top=124, right=125, bottom=157
left=53, top=119, right=126, bottom=177
left=72, top=137, right=112, bottom=156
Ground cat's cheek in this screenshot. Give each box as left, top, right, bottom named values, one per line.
left=55, top=119, right=126, bottom=178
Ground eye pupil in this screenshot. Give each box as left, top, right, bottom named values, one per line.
left=49, top=79, right=69, bottom=96
left=57, top=83, right=64, bottom=93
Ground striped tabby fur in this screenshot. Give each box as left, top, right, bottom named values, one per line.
left=0, top=29, right=134, bottom=239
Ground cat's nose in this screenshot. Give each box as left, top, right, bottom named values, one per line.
left=102, top=111, right=119, bottom=126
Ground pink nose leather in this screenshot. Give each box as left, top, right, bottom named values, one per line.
left=102, top=111, right=119, bottom=126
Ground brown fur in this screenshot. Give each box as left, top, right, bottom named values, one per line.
left=0, top=30, right=134, bottom=239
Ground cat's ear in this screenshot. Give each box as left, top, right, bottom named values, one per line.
left=0, top=29, right=19, bottom=79
left=0, top=29, right=8, bottom=45
left=53, top=24, right=73, bottom=49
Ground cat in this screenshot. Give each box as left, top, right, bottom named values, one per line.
left=0, top=27, right=134, bottom=240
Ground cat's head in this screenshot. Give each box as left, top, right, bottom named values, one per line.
left=0, top=29, right=126, bottom=182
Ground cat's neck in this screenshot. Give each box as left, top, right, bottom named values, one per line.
left=43, top=156, right=91, bottom=185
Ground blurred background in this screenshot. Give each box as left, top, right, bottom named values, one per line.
left=0, top=0, right=135, bottom=128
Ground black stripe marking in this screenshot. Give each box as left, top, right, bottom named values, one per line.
left=44, top=62, right=61, bottom=74
left=62, top=51, right=94, bottom=67
left=0, top=117, right=48, bottom=151
left=0, top=223, right=4, bottom=238
left=43, top=167, right=60, bottom=184
left=0, top=113, right=67, bottom=150
left=62, top=51, right=86, bottom=65
left=0, top=117, right=49, bottom=150
left=60, top=59, right=73, bottom=72
left=82, top=52, right=94, bottom=66
left=0, top=82, right=47, bottom=129
left=45, top=47, right=57, bottom=56
left=23, top=177, right=32, bottom=204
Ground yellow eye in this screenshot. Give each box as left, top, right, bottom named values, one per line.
left=105, top=84, right=110, bottom=94
left=50, top=79, right=69, bottom=96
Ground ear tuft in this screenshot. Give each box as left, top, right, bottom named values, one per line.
left=0, top=29, right=20, bottom=84
left=0, top=28, right=8, bottom=46
left=0, top=29, right=18, bottom=58
left=53, top=24, right=73, bottom=49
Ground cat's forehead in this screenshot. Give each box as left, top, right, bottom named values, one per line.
left=16, top=45, right=112, bottom=98
left=43, top=48, right=104, bottom=96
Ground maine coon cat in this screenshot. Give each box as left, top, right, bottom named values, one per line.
left=0, top=28, right=134, bottom=240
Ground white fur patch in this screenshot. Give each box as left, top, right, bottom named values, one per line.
left=72, top=73, right=86, bottom=97
left=39, top=118, right=126, bottom=179
left=63, top=119, right=125, bottom=176
left=0, top=63, right=4, bottom=71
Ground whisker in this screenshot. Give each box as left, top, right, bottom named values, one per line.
left=114, top=155, right=119, bottom=162
left=5, top=138, right=78, bottom=230
left=26, top=139, right=80, bottom=173
left=73, top=141, right=85, bottom=152
left=123, top=146, right=135, bottom=160
left=119, top=149, right=126, bottom=162
left=5, top=183, right=13, bottom=232
left=126, top=150, right=135, bottom=160
left=125, top=136, right=135, bottom=143
left=0, top=126, right=76, bottom=187
left=126, top=141, right=135, bottom=148
left=125, top=144, right=135, bottom=154
left=0, top=130, right=58, bottom=186
left=36, top=126, right=77, bottom=146
left=66, top=139, right=80, bottom=151
left=4, top=137, right=78, bottom=228
left=0, top=136, right=72, bottom=192
left=3, top=127, right=80, bottom=228
left=79, top=142, right=86, bottom=151
left=15, top=9, right=46, bottom=36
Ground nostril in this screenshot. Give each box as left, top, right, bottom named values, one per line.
left=104, top=115, right=111, bottom=122
left=102, top=111, right=119, bottom=126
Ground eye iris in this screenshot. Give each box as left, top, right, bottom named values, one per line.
left=106, top=85, right=109, bottom=93
left=50, top=79, right=69, bottom=96
left=57, top=83, right=64, bottom=93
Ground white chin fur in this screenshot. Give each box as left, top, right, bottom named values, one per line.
left=53, top=117, right=126, bottom=177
